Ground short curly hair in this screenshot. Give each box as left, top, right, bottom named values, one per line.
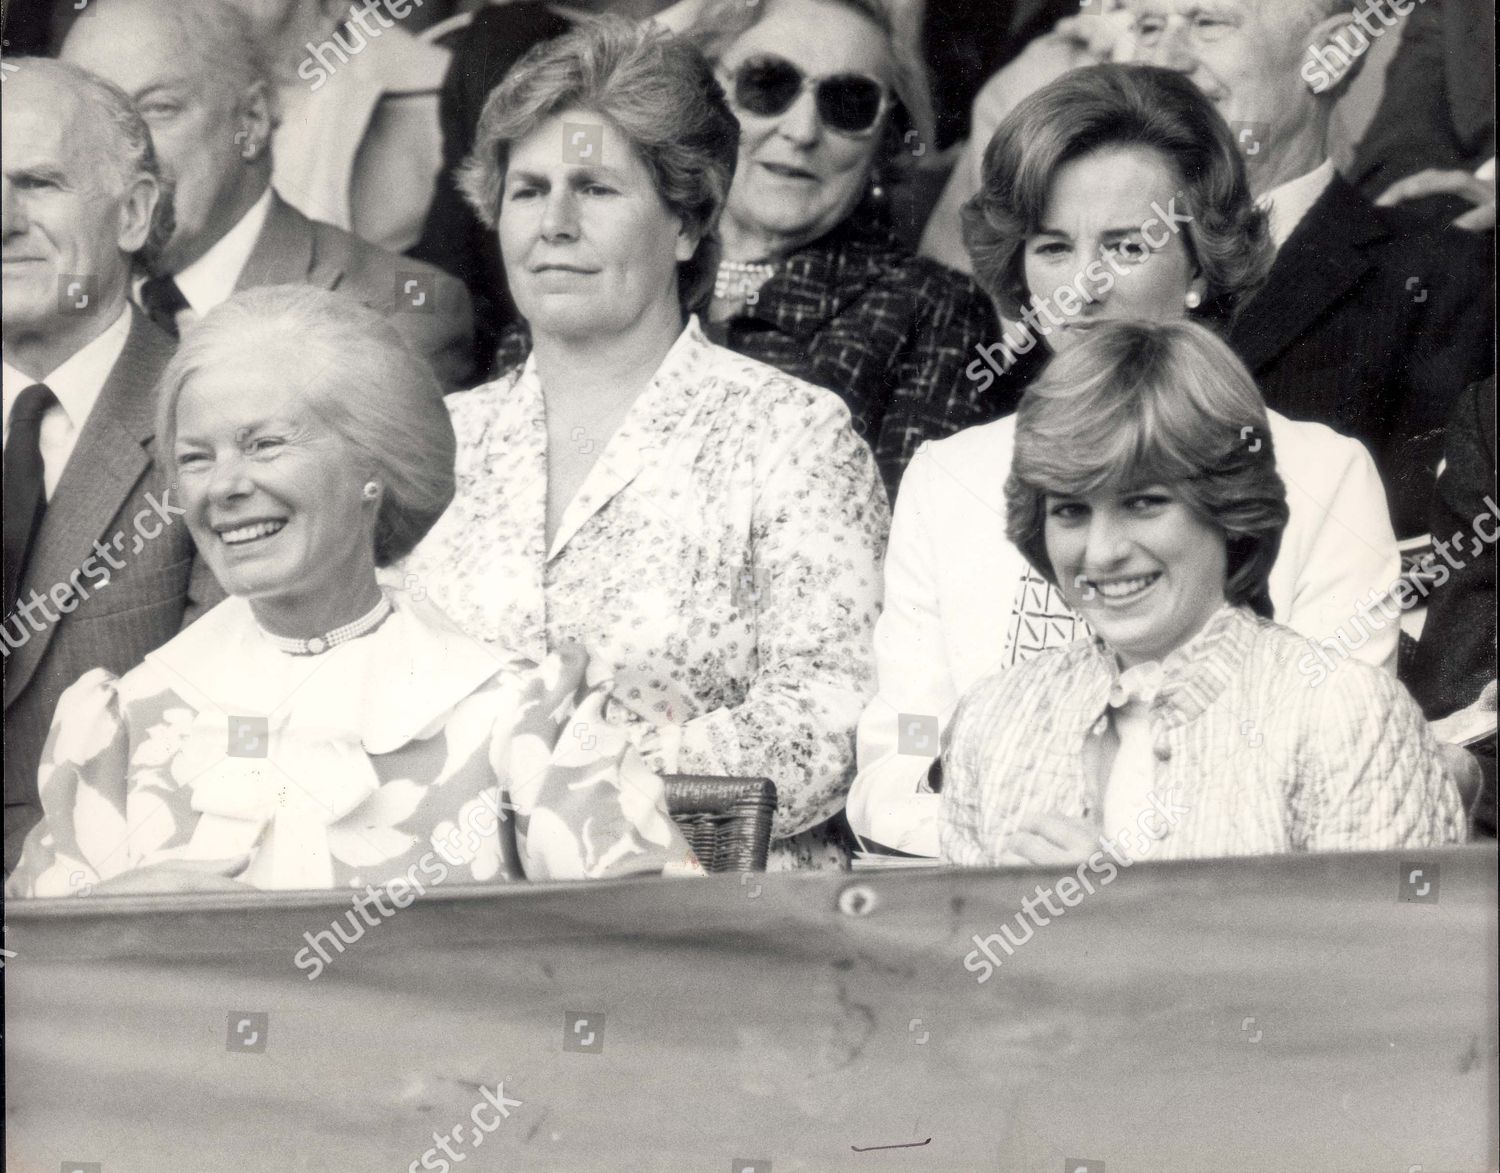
left=1006, top=319, right=1289, bottom=619
left=962, top=63, right=1272, bottom=330
left=155, top=286, right=455, bottom=569
left=457, top=15, right=739, bottom=315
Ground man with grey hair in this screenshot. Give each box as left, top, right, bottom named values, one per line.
left=1126, top=0, right=1493, bottom=538
left=61, top=0, right=476, bottom=389
left=2, top=60, right=220, bottom=874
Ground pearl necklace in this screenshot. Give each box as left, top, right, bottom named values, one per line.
left=262, top=595, right=394, bottom=657
left=714, top=259, right=777, bottom=303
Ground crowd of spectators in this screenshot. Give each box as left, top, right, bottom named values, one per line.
left=2, top=0, right=1493, bottom=891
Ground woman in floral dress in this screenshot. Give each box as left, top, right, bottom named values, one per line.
left=405, top=20, right=889, bottom=869
left=6, top=287, right=696, bottom=898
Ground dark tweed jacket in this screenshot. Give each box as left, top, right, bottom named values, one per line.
left=704, top=207, right=1009, bottom=500
left=1407, top=376, right=1497, bottom=722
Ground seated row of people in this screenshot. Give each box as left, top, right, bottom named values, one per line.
left=2, top=13, right=1490, bottom=891
left=26, top=0, right=1495, bottom=523
left=8, top=287, right=699, bottom=897
left=4, top=303, right=1471, bottom=895
left=849, top=61, right=1403, bottom=853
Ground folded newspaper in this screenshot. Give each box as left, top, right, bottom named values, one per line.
left=1431, top=681, right=1499, bottom=748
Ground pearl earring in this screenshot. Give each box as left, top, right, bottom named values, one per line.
left=1184, top=289, right=1203, bottom=310
left=362, top=482, right=380, bottom=501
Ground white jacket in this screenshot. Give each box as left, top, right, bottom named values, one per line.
left=849, top=410, right=1400, bottom=854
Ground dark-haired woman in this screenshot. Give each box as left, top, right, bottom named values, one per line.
left=941, top=321, right=1462, bottom=866
left=850, top=64, right=1400, bottom=855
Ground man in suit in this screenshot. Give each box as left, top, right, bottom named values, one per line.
left=1407, top=376, right=1497, bottom=837
left=1130, top=0, right=1494, bottom=538
left=1351, top=0, right=1495, bottom=231
left=61, top=0, right=476, bottom=389
left=2, top=60, right=221, bottom=873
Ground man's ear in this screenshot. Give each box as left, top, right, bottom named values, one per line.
left=117, top=172, right=160, bottom=256
left=236, top=78, right=277, bottom=157
left=1300, top=12, right=1367, bottom=99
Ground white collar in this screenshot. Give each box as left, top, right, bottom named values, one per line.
left=144, top=586, right=525, bottom=754
left=2, top=303, right=131, bottom=433
left=1257, top=159, right=1336, bottom=250
left=174, top=187, right=275, bottom=314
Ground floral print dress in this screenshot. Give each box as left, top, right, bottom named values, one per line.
left=6, top=591, right=698, bottom=897
left=402, top=318, right=890, bottom=869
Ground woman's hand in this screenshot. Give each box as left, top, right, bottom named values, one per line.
left=88, top=856, right=253, bottom=895
left=994, top=814, right=1099, bottom=867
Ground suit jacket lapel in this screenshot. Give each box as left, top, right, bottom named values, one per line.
left=4, top=311, right=174, bottom=707
left=1231, top=176, right=1388, bottom=373
left=236, top=193, right=345, bottom=292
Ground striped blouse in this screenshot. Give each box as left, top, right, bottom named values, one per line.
left=940, top=605, right=1465, bottom=864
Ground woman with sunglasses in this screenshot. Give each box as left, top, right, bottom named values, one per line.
left=685, top=0, right=1007, bottom=498
left=403, top=18, right=888, bottom=871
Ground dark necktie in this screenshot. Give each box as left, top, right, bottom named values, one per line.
left=138, top=274, right=190, bottom=339
left=3, top=382, right=59, bottom=617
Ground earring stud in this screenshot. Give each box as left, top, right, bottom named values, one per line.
left=1184, top=289, right=1203, bottom=310
left=362, top=481, right=380, bottom=501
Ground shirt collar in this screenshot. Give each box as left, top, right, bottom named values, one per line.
left=2, top=303, right=131, bottom=433
left=174, top=186, right=274, bottom=314
left=146, top=586, right=519, bottom=754
left=1257, top=159, right=1335, bottom=250
left=515, top=316, right=714, bottom=560
left=517, top=314, right=712, bottom=422
left=1081, top=602, right=1257, bottom=730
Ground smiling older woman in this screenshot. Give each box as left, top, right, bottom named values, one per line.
left=403, top=18, right=887, bottom=871
left=684, top=0, right=1002, bottom=494
left=5, top=286, right=697, bottom=898
left=939, top=320, right=1464, bottom=867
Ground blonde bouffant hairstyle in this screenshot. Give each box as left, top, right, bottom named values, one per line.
left=155, top=285, right=455, bottom=568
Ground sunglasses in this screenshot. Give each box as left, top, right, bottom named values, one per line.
left=725, top=54, right=894, bottom=136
